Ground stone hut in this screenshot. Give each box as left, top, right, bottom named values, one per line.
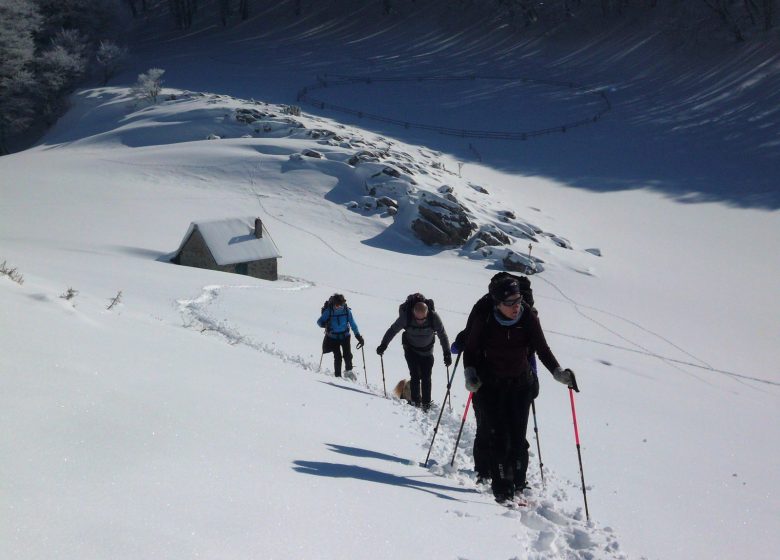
left=171, top=217, right=281, bottom=280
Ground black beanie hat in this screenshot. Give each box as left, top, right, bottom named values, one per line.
left=490, top=278, right=522, bottom=303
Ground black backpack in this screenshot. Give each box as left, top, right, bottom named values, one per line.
left=400, top=292, right=435, bottom=325
left=320, top=296, right=349, bottom=333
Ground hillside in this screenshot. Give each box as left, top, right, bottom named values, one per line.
left=2, top=4, right=779, bottom=560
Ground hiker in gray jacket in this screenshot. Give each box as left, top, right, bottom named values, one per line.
left=376, top=294, right=451, bottom=411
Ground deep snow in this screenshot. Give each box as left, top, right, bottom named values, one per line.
left=2, top=4, right=779, bottom=560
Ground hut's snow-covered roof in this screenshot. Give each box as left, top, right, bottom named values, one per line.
left=179, top=217, right=281, bottom=265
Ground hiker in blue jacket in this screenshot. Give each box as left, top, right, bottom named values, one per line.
left=317, top=293, right=364, bottom=379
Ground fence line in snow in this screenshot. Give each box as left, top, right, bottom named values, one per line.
left=296, top=73, right=611, bottom=141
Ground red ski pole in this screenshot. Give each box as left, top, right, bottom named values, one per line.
left=569, top=387, right=590, bottom=521
left=450, top=392, right=473, bottom=467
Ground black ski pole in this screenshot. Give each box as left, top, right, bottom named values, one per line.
left=379, top=354, right=387, bottom=397
left=531, top=400, right=545, bottom=488
left=569, top=387, right=590, bottom=521
left=442, top=365, right=451, bottom=412
left=450, top=392, right=473, bottom=467
left=445, top=353, right=461, bottom=411
left=360, top=346, right=368, bottom=387
left=422, top=353, right=461, bottom=467
left=318, top=351, right=323, bottom=371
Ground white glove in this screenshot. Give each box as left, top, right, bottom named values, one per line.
left=553, top=367, right=578, bottom=390
left=464, top=366, right=482, bottom=393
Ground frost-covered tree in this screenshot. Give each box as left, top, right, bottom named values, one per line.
left=0, top=0, right=42, bottom=153
left=133, top=67, right=165, bottom=103
left=96, top=39, right=127, bottom=85
left=35, top=28, right=89, bottom=118
left=35, top=0, right=124, bottom=43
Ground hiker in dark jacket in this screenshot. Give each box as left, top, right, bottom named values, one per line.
left=463, top=277, right=578, bottom=503
left=317, top=294, right=364, bottom=379
left=377, top=295, right=451, bottom=411
left=459, top=273, right=539, bottom=485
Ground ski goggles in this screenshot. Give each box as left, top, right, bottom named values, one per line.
left=499, top=296, right=523, bottom=308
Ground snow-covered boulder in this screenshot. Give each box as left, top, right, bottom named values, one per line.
left=503, top=250, right=544, bottom=274
left=376, top=196, right=398, bottom=210
left=235, top=107, right=268, bottom=124
left=475, top=225, right=512, bottom=247
left=347, top=150, right=382, bottom=166
left=360, top=196, right=377, bottom=210
left=412, top=196, right=476, bottom=246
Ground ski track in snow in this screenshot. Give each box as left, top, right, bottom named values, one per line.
left=535, top=276, right=778, bottom=388
left=176, top=281, right=628, bottom=560
left=245, top=161, right=767, bottom=389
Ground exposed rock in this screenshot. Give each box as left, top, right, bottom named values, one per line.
left=280, top=116, right=304, bottom=128
left=347, top=150, right=381, bottom=166
left=412, top=218, right=450, bottom=245
left=413, top=198, right=476, bottom=246
left=391, top=161, right=414, bottom=175
left=235, top=107, right=268, bottom=124
left=503, top=250, right=544, bottom=274
left=476, top=227, right=512, bottom=247
left=302, top=149, right=323, bottom=159
left=307, top=129, right=335, bottom=139
left=545, top=234, right=572, bottom=249
left=585, top=248, right=602, bottom=257
left=379, top=166, right=400, bottom=178
left=525, top=221, right=544, bottom=234
left=377, top=196, right=398, bottom=209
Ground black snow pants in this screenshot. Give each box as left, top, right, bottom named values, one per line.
left=473, top=362, right=539, bottom=484
left=403, top=346, right=434, bottom=405
left=475, top=377, right=534, bottom=499
left=325, top=335, right=353, bottom=376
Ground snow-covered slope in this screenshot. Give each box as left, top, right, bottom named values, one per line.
left=2, top=6, right=779, bottom=560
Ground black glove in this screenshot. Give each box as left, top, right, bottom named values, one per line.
left=376, top=344, right=386, bottom=356
left=443, top=352, right=452, bottom=367
left=355, top=334, right=365, bottom=349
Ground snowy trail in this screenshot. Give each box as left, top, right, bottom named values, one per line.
left=175, top=281, right=627, bottom=559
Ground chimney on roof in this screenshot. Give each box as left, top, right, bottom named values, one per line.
left=254, top=218, right=263, bottom=239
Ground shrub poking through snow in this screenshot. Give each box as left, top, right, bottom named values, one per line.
left=0, top=260, right=24, bottom=285
left=106, top=290, right=123, bottom=310
left=60, top=287, right=78, bottom=301
left=282, top=105, right=301, bottom=116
